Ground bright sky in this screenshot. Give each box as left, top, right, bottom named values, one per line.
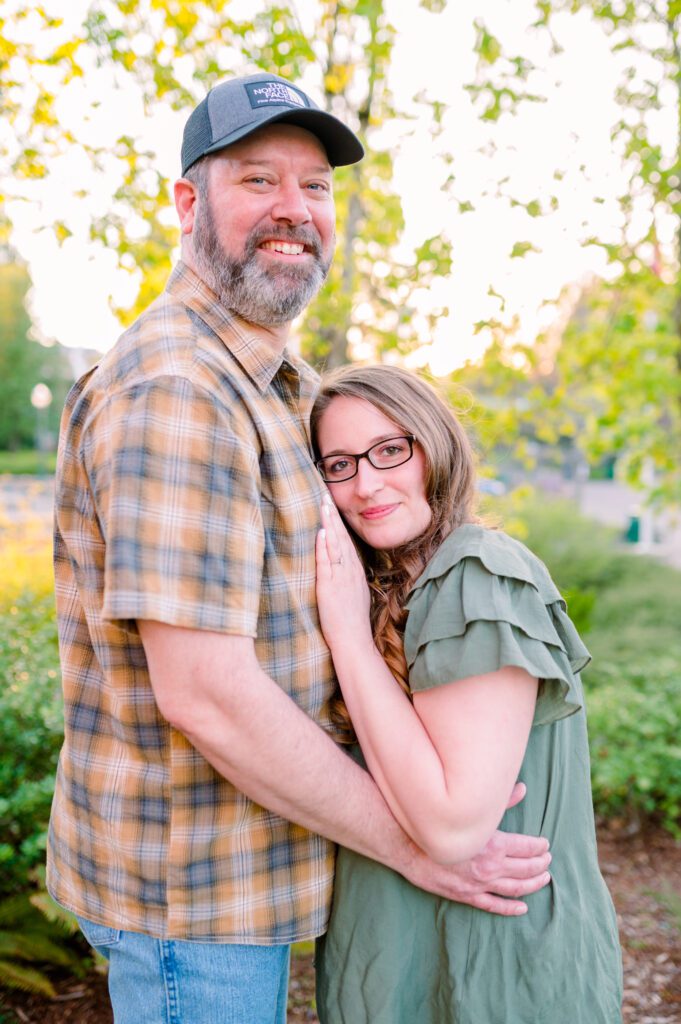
left=2, top=0, right=672, bottom=372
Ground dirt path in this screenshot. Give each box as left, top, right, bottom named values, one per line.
left=598, top=825, right=681, bottom=1023
left=2, top=826, right=679, bottom=1023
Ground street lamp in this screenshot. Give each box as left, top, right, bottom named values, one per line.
left=30, top=382, right=53, bottom=476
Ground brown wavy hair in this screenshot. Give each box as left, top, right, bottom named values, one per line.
left=310, top=364, right=479, bottom=741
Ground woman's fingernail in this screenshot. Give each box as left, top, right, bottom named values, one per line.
left=319, top=528, right=326, bottom=539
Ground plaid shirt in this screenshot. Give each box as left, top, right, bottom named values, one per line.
left=47, top=263, right=339, bottom=943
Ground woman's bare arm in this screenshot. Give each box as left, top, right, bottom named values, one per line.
left=317, top=500, right=538, bottom=864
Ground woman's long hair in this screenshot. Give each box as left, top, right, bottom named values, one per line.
left=311, top=364, right=479, bottom=741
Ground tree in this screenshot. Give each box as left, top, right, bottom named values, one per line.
left=449, top=263, right=681, bottom=505
left=0, top=229, right=71, bottom=449
left=460, top=0, right=681, bottom=502
left=552, top=266, right=679, bottom=502
left=4, top=1, right=678, bottom=497
left=0, top=0, right=453, bottom=368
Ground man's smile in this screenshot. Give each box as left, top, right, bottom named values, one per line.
left=259, top=240, right=307, bottom=256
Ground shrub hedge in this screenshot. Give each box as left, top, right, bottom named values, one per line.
left=497, top=493, right=681, bottom=835
left=0, top=522, right=62, bottom=900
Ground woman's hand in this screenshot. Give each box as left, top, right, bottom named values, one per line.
left=316, top=496, right=373, bottom=651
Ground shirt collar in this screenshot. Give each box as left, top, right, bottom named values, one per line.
left=166, top=262, right=314, bottom=395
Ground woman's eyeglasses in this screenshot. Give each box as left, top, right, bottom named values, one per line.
left=316, top=435, right=416, bottom=483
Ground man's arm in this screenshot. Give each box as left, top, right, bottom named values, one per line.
left=139, top=621, right=551, bottom=914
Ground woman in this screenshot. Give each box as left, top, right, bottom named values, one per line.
left=310, top=364, right=622, bottom=1024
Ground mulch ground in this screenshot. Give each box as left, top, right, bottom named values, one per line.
left=2, top=824, right=679, bottom=1024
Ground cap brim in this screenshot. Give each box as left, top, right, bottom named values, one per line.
left=203, top=108, right=364, bottom=167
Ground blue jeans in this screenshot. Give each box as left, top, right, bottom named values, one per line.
left=76, top=916, right=291, bottom=1024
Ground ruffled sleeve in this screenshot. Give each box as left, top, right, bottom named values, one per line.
left=404, top=525, right=590, bottom=726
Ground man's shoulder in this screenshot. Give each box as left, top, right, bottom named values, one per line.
left=84, top=288, right=238, bottom=407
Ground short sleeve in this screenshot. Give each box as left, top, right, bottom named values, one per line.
left=404, top=527, right=589, bottom=726
left=85, top=375, right=264, bottom=635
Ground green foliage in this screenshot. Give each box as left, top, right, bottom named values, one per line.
left=0, top=891, right=87, bottom=997
left=455, top=262, right=681, bottom=503
left=462, top=1, right=681, bottom=504
left=0, top=0, right=457, bottom=369
left=554, top=272, right=681, bottom=505
left=587, top=664, right=681, bottom=834
left=466, top=17, right=544, bottom=120
left=0, top=449, right=57, bottom=474
left=0, top=534, right=63, bottom=898
left=0, top=521, right=93, bottom=995
left=0, top=251, right=71, bottom=451
left=497, top=492, right=681, bottom=834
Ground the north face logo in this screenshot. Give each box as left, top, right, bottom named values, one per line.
left=245, top=82, right=308, bottom=109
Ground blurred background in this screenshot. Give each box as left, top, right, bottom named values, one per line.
left=0, top=1, right=679, bottom=1021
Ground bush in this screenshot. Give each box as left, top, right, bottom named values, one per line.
left=0, top=521, right=62, bottom=899
left=587, top=661, right=681, bottom=833
left=0, top=517, right=94, bottom=993
left=0, top=889, right=88, bottom=996
left=495, top=492, right=681, bottom=834
left=0, top=451, right=57, bottom=475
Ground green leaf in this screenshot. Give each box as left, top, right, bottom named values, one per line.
left=0, top=958, right=56, bottom=996
left=474, top=19, right=502, bottom=64
left=510, top=241, right=541, bottom=258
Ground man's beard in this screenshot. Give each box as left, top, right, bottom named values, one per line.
left=192, top=195, right=334, bottom=327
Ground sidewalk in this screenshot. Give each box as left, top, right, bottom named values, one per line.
left=0, top=474, right=55, bottom=527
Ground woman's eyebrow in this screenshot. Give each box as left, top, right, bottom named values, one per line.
left=321, top=434, right=404, bottom=456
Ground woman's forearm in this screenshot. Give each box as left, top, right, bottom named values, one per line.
left=316, top=499, right=536, bottom=864
left=330, top=643, right=507, bottom=864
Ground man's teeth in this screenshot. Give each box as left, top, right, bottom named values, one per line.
left=261, top=241, right=305, bottom=255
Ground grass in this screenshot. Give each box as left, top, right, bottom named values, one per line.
left=0, top=450, right=57, bottom=475
left=647, top=883, right=681, bottom=934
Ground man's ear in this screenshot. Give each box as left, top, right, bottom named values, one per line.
left=174, top=178, right=199, bottom=235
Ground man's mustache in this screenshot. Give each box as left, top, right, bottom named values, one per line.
left=245, top=225, right=324, bottom=260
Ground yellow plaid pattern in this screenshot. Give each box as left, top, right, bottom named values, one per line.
left=47, top=263, right=338, bottom=942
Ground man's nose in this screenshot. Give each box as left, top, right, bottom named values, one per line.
left=270, top=179, right=312, bottom=224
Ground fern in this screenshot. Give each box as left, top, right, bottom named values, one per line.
left=30, top=892, right=80, bottom=934
left=0, top=892, right=90, bottom=996
left=0, top=958, right=56, bottom=997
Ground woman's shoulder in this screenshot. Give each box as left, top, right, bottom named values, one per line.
left=411, top=523, right=560, bottom=604
left=404, top=523, right=590, bottom=717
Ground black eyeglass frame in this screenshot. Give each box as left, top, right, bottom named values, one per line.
left=315, top=435, right=416, bottom=483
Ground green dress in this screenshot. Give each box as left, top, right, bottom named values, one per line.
left=316, top=525, right=623, bottom=1024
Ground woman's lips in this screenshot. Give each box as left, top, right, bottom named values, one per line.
left=359, top=504, right=398, bottom=520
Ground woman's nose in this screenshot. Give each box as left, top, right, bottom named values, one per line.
left=353, top=457, right=384, bottom=498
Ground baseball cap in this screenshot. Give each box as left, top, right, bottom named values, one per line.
left=181, top=72, right=364, bottom=174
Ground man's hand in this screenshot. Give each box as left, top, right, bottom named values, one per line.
left=400, top=782, right=551, bottom=915
left=403, top=828, right=551, bottom=916
left=140, top=624, right=551, bottom=916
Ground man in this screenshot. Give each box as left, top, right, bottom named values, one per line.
left=48, top=72, right=551, bottom=1023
